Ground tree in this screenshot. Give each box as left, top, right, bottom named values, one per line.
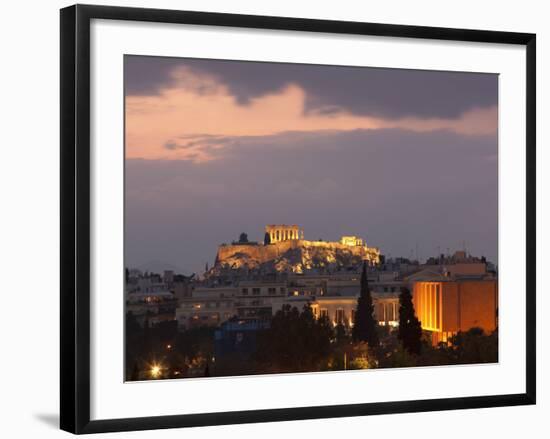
left=448, top=327, right=498, bottom=364
left=255, top=304, right=333, bottom=372
left=238, top=232, right=248, bottom=243
left=352, top=261, right=379, bottom=348
left=398, top=287, right=423, bottom=355
left=264, top=232, right=271, bottom=245
left=335, top=323, right=348, bottom=345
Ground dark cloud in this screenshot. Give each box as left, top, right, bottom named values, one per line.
left=125, top=55, right=497, bottom=119
left=125, top=128, right=497, bottom=273
left=163, top=135, right=236, bottom=153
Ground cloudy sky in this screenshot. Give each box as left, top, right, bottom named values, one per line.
left=125, top=55, right=498, bottom=274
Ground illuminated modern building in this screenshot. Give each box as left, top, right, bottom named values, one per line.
left=412, top=277, right=498, bottom=345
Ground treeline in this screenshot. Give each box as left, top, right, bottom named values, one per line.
left=125, top=261, right=497, bottom=380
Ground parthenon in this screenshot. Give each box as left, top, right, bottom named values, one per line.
left=265, top=224, right=304, bottom=243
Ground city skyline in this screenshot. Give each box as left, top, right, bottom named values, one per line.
left=125, top=56, right=498, bottom=274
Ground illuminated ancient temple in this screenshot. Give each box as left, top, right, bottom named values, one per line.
left=265, top=224, right=304, bottom=243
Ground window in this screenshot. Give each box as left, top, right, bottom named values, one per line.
left=378, top=303, right=385, bottom=321
left=336, top=308, right=345, bottom=325
left=320, top=308, right=328, bottom=319
left=267, top=287, right=276, bottom=294
left=252, top=288, right=261, bottom=295
left=241, top=288, right=248, bottom=295
left=280, top=287, right=286, bottom=294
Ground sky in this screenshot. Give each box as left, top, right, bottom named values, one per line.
left=124, top=55, right=498, bottom=274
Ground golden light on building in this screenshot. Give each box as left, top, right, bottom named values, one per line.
left=412, top=279, right=498, bottom=345
left=340, top=236, right=364, bottom=247
left=265, top=224, right=303, bottom=243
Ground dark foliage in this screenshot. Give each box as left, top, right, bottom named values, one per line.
left=352, top=261, right=379, bottom=348
left=397, top=287, right=423, bottom=355
left=255, top=304, right=333, bottom=373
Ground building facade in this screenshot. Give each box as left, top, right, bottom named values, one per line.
left=265, top=224, right=304, bottom=243
left=340, top=236, right=364, bottom=246
left=176, top=272, right=401, bottom=330
left=412, top=277, right=498, bottom=345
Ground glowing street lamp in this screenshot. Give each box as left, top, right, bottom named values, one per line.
left=150, top=363, right=162, bottom=378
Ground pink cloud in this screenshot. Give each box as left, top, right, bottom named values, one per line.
left=126, top=68, right=497, bottom=162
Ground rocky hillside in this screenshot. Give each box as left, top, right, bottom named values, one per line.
left=211, top=240, right=375, bottom=275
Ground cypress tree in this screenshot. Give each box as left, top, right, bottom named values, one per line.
left=352, top=261, right=379, bottom=348
left=398, top=287, right=423, bottom=355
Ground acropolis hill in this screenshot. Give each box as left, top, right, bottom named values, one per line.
left=213, top=225, right=381, bottom=274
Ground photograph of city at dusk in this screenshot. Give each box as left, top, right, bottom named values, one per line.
left=124, top=55, right=498, bottom=381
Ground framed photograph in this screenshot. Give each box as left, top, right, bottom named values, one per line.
left=60, top=4, right=536, bottom=434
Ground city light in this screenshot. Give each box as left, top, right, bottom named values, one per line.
left=150, top=363, right=162, bottom=378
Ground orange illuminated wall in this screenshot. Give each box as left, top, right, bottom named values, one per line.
left=412, top=279, right=498, bottom=344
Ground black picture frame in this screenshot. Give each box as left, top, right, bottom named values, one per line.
left=60, top=4, right=536, bottom=434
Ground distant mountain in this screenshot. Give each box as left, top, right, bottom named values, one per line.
left=135, top=260, right=190, bottom=275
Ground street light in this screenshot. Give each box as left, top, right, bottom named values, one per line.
left=150, top=363, right=162, bottom=378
